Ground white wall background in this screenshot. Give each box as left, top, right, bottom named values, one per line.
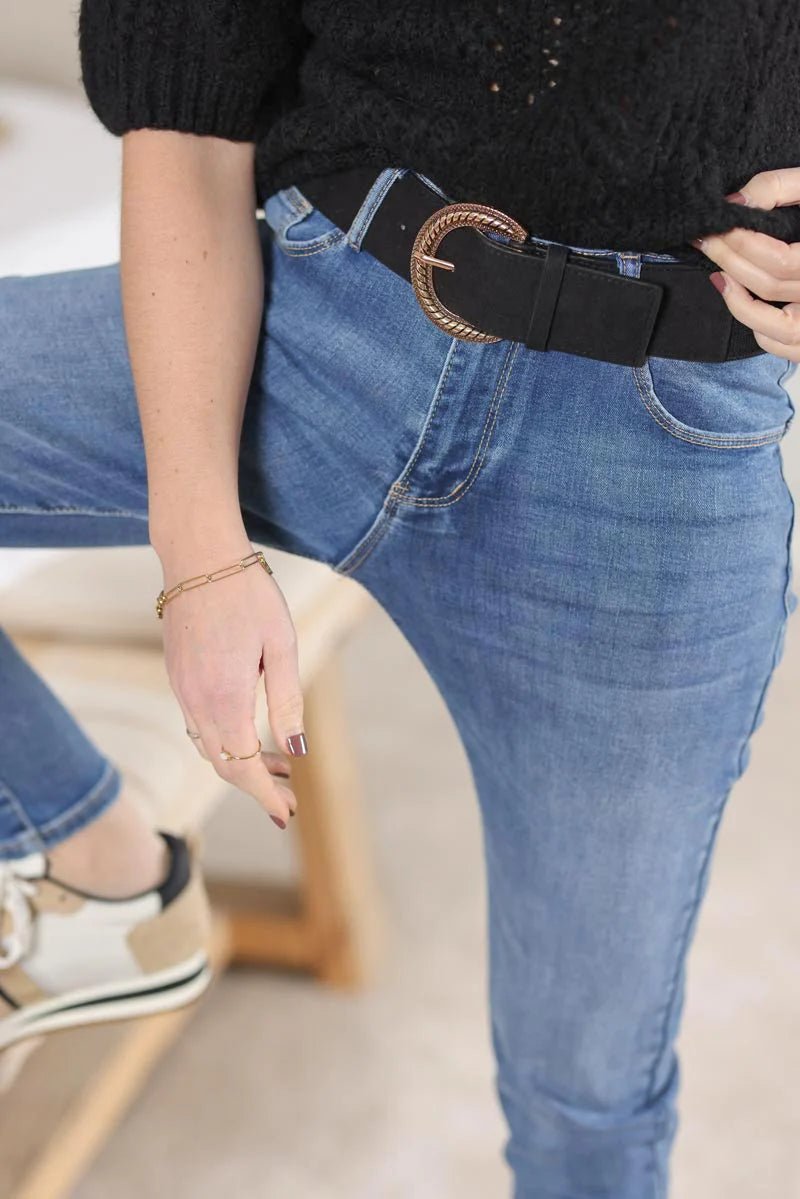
left=0, top=1, right=83, bottom=95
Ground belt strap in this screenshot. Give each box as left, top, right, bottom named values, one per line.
left=297, top=166, right=765, bottom=367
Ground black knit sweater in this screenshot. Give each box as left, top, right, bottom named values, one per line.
left=78, top=1, right=800, bottom=253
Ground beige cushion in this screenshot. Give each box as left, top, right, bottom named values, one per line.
left=0, top=545, right=345, bottom=645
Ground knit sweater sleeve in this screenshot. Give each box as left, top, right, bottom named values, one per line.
left=78, top=0, right=307, bottom=141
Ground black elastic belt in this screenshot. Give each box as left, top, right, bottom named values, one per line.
left=297, top=166, right=767, bottom=368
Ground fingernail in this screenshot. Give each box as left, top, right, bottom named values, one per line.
left=287, top=732, right=308, bottom=757
left=270, top=815, right=287, bottom=830
left=709, top=271, right=727, bottom=295
left=724, top=191, right=749, bottom=205
left=690, top=237, right=705, bottom=250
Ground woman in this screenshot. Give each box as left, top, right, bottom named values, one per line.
left=1, top=3, right=799, bottom=1196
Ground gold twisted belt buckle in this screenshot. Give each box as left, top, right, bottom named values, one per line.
left=410, top=202, right=528, bottom=342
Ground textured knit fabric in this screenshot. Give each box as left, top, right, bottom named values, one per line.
left=79, top=1, right=800, bottom=252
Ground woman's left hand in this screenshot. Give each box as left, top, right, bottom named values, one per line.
left=691, top=166, right=800, bottom=361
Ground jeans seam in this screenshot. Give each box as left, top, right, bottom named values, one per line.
left=277, top=232, right=347, bottom=258
left=36, top=760, right=121, bottom=845
left=0, top=504, right=145, bottom=518
left=391, top=341, right=519, bottom=507
left=636, top=784, right=730, bottom=1102
left=333, top=494, right=400, bottom=576
left=0, top=783, right=43, bottom=856
left=632, top=365, right=787, bottom=448
left=638, top=493, right=795, bottom=1181
left=390, top=338, right=460, bottom=495
left=346, top=167, right=406, bottom=250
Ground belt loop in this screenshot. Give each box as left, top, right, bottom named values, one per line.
left=615, top=251, right=643, bottom=279
left=347, top=167, right=406, bottom=250
left=524, top=243, right=570, bottom=351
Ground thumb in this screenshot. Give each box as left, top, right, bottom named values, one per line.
left=726, top=166, right=800, bottom=211
left=262, top=633, right=308, bottom=759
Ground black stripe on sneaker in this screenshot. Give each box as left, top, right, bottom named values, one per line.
left=37, top=962, right=208, bottom=1018
left=0, top=983, right=20, bottom=1009
left=157, top=832, right=191, bottom=909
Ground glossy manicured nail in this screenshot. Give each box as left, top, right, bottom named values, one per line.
left=287, top=732, right=308, bottom=757
left=724, top=191, right=748, bottom=205
left=709, top=271, right=727, bottom=295
left=270, top=815, right=287, bottom=830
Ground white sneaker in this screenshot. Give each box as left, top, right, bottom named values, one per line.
left=0, top=832, right=212, bottom=1050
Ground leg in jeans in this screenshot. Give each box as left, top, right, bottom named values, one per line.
left=0, top=166, right=466, bottom=857
left=2, top=167, right=796, bottom=1194
left=330, top=255, right=797, bottom=1192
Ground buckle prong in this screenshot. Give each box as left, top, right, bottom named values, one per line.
left=418, top=253, right=455, bottom=271
left=410, top=202, right=528, bottom=342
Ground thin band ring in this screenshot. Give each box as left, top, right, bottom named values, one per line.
left=185, top=728, right=202, bottom=740
left=219, top=738, right=262, bottom=762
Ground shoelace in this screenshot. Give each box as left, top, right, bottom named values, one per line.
left=0, top=864, right=36, bottom=969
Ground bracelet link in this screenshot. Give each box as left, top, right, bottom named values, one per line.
left=155, top=550, right=273, bottom=619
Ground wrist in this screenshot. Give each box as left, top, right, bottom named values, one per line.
left=150, top=522, right=255, bottom=587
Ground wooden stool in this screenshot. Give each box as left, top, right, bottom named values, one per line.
left=0, top=544, right=383, bottom=1198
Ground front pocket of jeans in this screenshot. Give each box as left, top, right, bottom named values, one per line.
left=262, top=186, right=347, bottom=256
left=632, top=354, right=796, bottom=449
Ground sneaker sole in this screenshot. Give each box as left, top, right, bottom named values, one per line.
left=0, top=951, right=212, bottom=1051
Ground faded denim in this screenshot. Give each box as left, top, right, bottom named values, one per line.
left=0, top=166, right=797, bottom=1197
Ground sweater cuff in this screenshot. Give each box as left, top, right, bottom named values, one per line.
left=79, top=1, right=294, bottom=142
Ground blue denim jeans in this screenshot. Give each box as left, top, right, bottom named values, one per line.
left=0, top=167, right=797, bottom=1198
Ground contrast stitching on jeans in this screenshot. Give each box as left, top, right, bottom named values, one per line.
left=390, top=340, right=498, bottom=499
left=278, top=232, right=347, bottom=257
left=334, top=495, right=399, bottom=576
left=392, top=341, right=519, bottom=506
left=0, top=504, right=145, bottom=518
left=333, top=336, right=463, bottom=574
left=390, top=339, right=460, bottom=496
left=281, top=187, right=310, bottom=217
left=348, top=169, right=403, bottom=249
left=632, top=365, right=786, bottom=448
left=284, top=185, right=311, bottom=217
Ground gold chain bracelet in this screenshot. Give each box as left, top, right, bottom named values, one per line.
left=155, top=550, right=273, bottom=619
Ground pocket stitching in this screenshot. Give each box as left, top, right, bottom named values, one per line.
left=333, top=496, right=399, bottom=576
left=270, top=188, right=346, bottom=256
left=389, top=338, right=460, bottom=495
left=278, top=233, right=347, bottom=258
left=391, top=341, right=519, bottom=506
left=633, top=363, right=787, bottom=449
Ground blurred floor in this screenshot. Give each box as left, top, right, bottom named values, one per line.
left=73, top=426, right=800, bottom=1199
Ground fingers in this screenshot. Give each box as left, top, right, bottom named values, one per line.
left=261, top=596, right=308, bottom=761
left=172, top=690, right=211, bottom=760
left=708, top=271, right=800, bottom=359
left=733, top=166, right=800, bottom=212
left=174, top=682, right=297, bottom=827
left=212, top=708, right=297, bottom=827
left=692, top=231, right=800, bottom=302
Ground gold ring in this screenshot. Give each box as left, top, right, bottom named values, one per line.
left=219, top=738, right=262, bottom=762
left=185, top=728, right=202, bottom=740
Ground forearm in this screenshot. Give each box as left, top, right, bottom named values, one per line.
left=120, top=129, right=263, bottom=576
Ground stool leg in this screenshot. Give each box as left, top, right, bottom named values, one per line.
left=292, top=654, right=383, bottom=987
left=224, top=652, right=383, bottom=988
